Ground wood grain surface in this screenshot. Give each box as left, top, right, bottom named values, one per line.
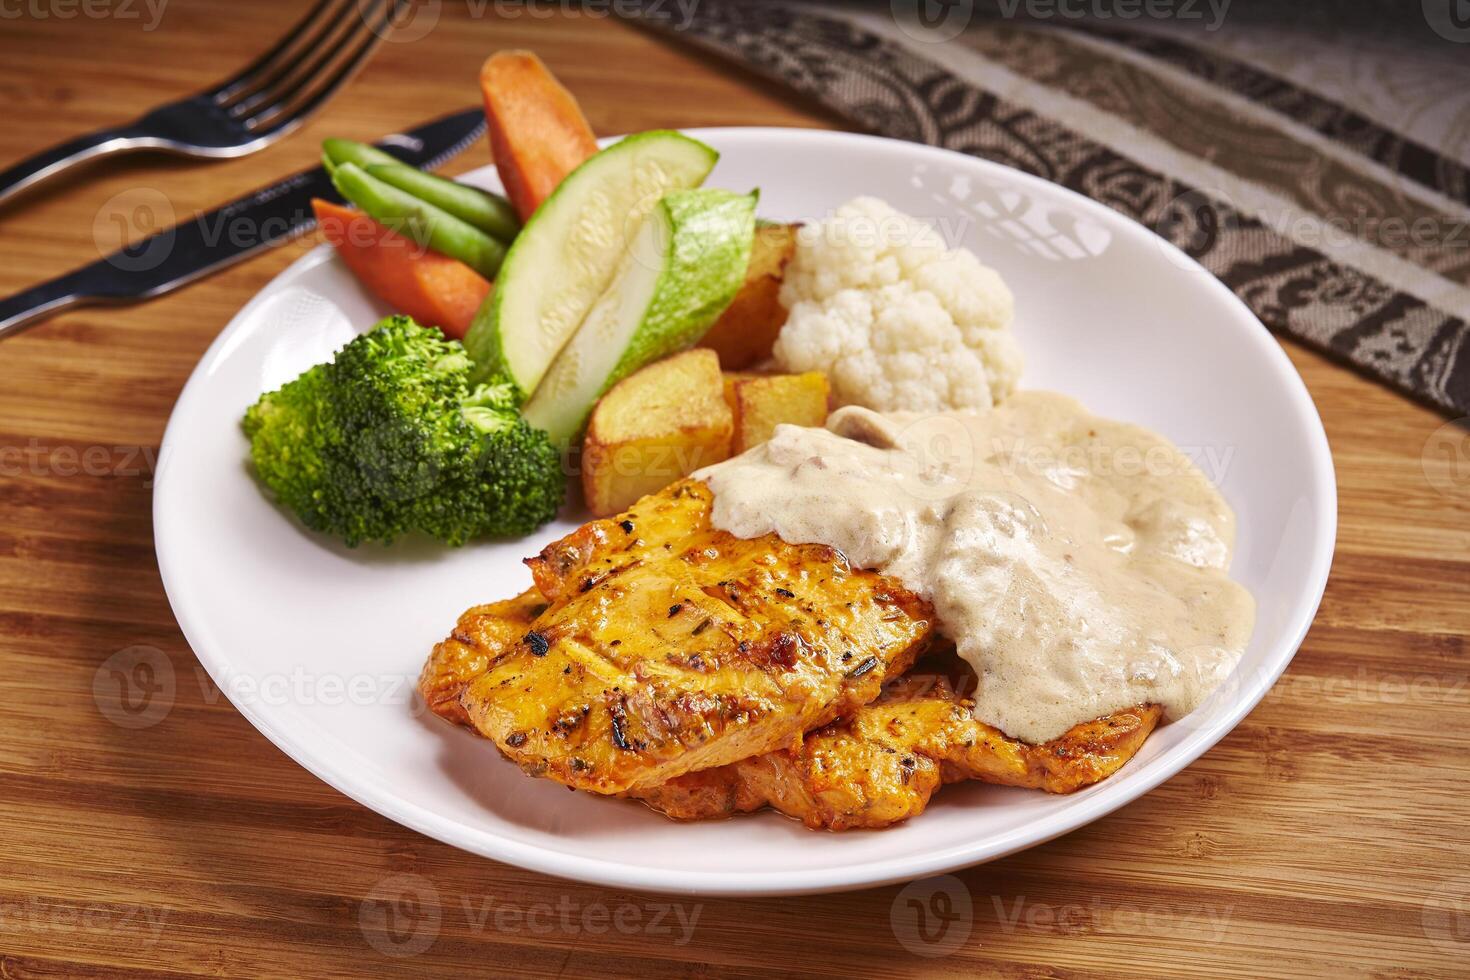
left=1, top=3, right=1467, bottom=977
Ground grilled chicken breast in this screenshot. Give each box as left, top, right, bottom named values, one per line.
left=421, top=574, right=1160, bottom=831
left=419, top=589, right=548, bottom=727
left=445, top=480, right=937, bottom=794
left=636, top=676, right=1161, bottom=830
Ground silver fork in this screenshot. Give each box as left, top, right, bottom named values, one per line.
left=0, top=0, right=409, bottom=208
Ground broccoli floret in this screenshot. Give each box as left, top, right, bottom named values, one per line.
left=242, top=316, right=564, bottom=546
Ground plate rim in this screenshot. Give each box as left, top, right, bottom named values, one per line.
left=154, top=126, right=1338, bottom=897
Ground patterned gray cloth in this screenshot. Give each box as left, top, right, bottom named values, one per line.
left=627, top=0, right=1470, bottom=416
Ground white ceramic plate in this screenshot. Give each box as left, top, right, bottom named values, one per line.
left=155, top=129, right=1336, bottom=897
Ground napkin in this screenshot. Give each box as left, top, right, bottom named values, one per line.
left=627, top=0, right=1470, bottom=417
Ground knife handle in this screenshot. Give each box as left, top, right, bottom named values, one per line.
left=0, top=266, right=135, bottom=342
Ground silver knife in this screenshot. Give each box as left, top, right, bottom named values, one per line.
left=0, top=107, right=486, bottom=341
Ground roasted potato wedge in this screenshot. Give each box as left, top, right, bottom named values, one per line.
left=582, top=349, right=733, bottom=516
left=697, top=223, right=799, bottom=369
left=730, top=371, right=830, bottom=454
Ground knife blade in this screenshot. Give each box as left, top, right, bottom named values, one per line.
left=0, top=106, right=486, bottom=342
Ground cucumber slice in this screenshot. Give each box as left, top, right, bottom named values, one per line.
left=522, top=188, right=757, bottom=447
left=463, top=130, right=719, bottom=395
left=365, top=163, right=521, bottom=243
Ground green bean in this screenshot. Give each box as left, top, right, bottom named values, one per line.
left=366, top=163, right=520, bottom=244
left=320, top=138, right=403, bottom=176
left=331, top=163, right=506, bottom=279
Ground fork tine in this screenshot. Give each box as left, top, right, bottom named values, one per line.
left=245, top=0, right=406, bottom=139
left=210, top=0, right=344, bottom=106
left=223, top=0, right=366, bottom=115
left=231, top=0, right=386, bottom=122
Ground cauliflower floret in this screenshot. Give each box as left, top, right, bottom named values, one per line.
left=774, top=197, right=1021, bottom=413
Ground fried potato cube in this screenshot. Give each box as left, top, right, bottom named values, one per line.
left=721, top=370, right=764, bottom=415
left=582, top=349, right=733, bottom=516
left=697, top=223, right=799, bottom=369
left=730, top=371, right=831, bottom=454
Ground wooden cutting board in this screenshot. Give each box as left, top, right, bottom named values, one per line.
left=0, top=3, right=1465, bottom=977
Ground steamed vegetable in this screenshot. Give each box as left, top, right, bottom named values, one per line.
left=480, top=50, right=599, bottom=221
left=365, top=162, right=520, bottom=243
left=463, top=130, right=720, bottom=395
left=523, top=188, right=757, bottom=447
left=331, top=163, right=507, bottom=279
left=581, top=349, right=734, bottom=517
left=727, top=370, right=831, bottom=453
left=321, top=137, right=401, bottom=175
left=242, top=316, right=562, bottom=546
left=697, top=222, right=799, bottom=369
left=312, top=199, right=490, bottom=340
left=773, top=196, right=1020, bottom=413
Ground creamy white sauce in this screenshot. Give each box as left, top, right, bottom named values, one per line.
left=695, top=391, right=1256, bottom=744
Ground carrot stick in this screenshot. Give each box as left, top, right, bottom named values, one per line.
left=480, top=51, right=598, bottom=222
left=312, top=198, right=492, bottom=340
